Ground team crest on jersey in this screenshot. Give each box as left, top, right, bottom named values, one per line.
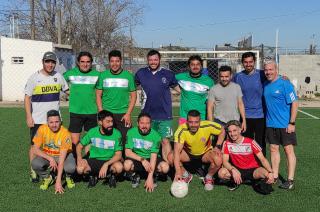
left=54, top=77, right=57, bottom=82
left=201, top=137, right=206, bottom=143
left=162, top=77, right=167, bottom=84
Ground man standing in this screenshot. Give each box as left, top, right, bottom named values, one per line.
left=263, top=60, right=298, bottom=190
left=76, top=110, right=123, bottom=188
left=63, top=52, right=100, bottom=148
left=135, top=49, right=180, bottom=162
left=171, top=110, right=225, bottom=191
left=218, top=120, right=273, bottom=194
left=96, top=50, right=137, bottom=148
left=207, top=65, right=246, bottom=131
left=176, top=55, right=214, bottom=125
left=124, top=112, right=169, bottom=192
left=31, top=110, right=75, bottom=194
left=24, top=51, right=69, bottom=182
left=233, top=52, right=266, bottom=155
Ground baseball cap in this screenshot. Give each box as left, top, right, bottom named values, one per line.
left=42, top=51, right=57, bottom=62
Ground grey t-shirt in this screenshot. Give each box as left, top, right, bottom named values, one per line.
left=208, top=82, right=243, bottom=123
left=24, top=70, right=69, bottom=124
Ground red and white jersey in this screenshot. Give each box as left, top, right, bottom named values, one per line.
left=223, top=137, right=261, bottom=169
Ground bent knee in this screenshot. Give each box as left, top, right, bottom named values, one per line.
left=123, top=160, right=133, bottom=172
left=158, top=162, right=169, bottom=174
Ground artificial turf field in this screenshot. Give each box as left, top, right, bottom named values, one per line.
left=0, top=106, right=320, bottom=211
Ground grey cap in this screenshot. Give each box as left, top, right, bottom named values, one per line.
left=42, top=51, right=57, bottom=62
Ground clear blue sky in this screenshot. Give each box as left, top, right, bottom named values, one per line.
left=134, top=0, right=320, bottom=50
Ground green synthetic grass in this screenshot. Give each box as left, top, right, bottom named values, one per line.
left=0, top=107, right=320, bottom=211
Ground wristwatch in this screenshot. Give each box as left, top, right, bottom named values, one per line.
left=289, top=121, right=295, bottom=125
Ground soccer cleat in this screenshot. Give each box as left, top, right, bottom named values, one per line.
left=227, top=181, right=239, bottom=191
left=131, top=173, right=140, bottom=188
left=30, top=168, right=39, bottom=183
left=108, top=174, right=117, bottom=188
left=203, top=177, right=214, bottom=191
left=66, top=176, right=75, bottom=189
left=182, top=172, right=193, bottom=184
left=279, top=179, right=294, bottom=190
left=88, top=175, right=98, bottom=188
left=40, top=175, right=53, bottom=191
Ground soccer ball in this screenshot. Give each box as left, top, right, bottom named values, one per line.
left=170, top=181, right=188, bottom=198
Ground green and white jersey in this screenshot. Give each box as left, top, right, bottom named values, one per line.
left=81, top=126, right=122, bottom=161
left=96, top=70, right=136, bottom=114
left=176, top=72, right=214, bottom=120
left=63, top=67, right=100, bottom=114
left=125, top=127, right=161, bottom=159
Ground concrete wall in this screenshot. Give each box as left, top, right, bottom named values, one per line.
left=279, top=55, right=320, bottom=96
left=0, top=37, right=53, bottom=101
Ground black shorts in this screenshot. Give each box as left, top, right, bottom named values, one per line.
left=86, top=158, right=111, bottom=175
left=265, top=127, right=297, bottom=146
left=113, top=113, right=131, bottom=148
left=127, top=157, right=163, bottom=173
left=69, top=113, right=97, bottom=133
left=237, top=168, right=256, bottom=182
left=30, top=124, right=42, bottom=145
left=183, top=152, right=209, bottom=173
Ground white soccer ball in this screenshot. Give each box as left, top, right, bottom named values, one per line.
left=170, top=181, right=188, bottom=198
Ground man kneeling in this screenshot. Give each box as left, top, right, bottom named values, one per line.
left=76, top=110, right=123, bottom=188
left=171, top=110, right=225, bottom=191
left=31, top=110, right=75, bottom=194
left=124, top=112, right=169, bottom=192
left=218, top=120, right=274, bottom=194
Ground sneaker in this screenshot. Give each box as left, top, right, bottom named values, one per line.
left=227, top=181, right=239, bottom=191
left=182, top=172, right=193, bottom=184
left=203, top=177, right=214, bottom=191
left=88, top=175, right=98, bottom=188
left=40, top=175, right=53, bottom=190
left=279, top=179, right=294, bottom=190
left=66, top=176, right=75, bottom=189
left=131, top=173, right=140, bottom=188
left=30, top=168, right=39, bottom=183
left=108, top=174, right=116, bottom=188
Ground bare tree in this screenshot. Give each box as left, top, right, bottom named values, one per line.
left=2, top=0, right=144, bottom=57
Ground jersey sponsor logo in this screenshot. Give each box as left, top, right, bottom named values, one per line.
left=33, top=84, right=62, bottom=95
left=91, top=138, right=115, bottom=149
left=103, top=78, right=129, bottom=88
left=227, top=143, right=253, bottom=155
left=133, top=138, right=153, bottom=150
left=68, top=76, right=98, bottom=84
left=201, top=137, right=206, bottom=143
left=178, top=80, right=209, bottom=94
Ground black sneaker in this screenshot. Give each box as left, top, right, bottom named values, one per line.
left=131, top=173, right=140, bottom=188
left=227, top=181, right=239, bottom=191
left=88, top=175, right=98, bottom=188
left=108, top=174, right=116, bottom=188
left=279, top=179, right=294, bottom=190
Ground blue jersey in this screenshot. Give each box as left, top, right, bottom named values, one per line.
left=135, top=67, right=178, bottom=120
left=233, top=69, right=266, bottom=118
left=263, top=77, right=297, bottom=128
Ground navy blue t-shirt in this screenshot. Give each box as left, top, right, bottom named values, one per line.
left=233, top=69, right=266, bottom=118
left=135, top=67, right=178, bottom=120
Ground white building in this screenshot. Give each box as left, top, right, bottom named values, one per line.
left=0, top=37, right=74, bottom=101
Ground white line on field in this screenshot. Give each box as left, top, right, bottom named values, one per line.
left=298, top=109, right=320, bottom=120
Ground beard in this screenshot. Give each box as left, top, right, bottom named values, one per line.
left=102, top=126, right=113, bottom=136
left=138, top=128, right=151, bottom=136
